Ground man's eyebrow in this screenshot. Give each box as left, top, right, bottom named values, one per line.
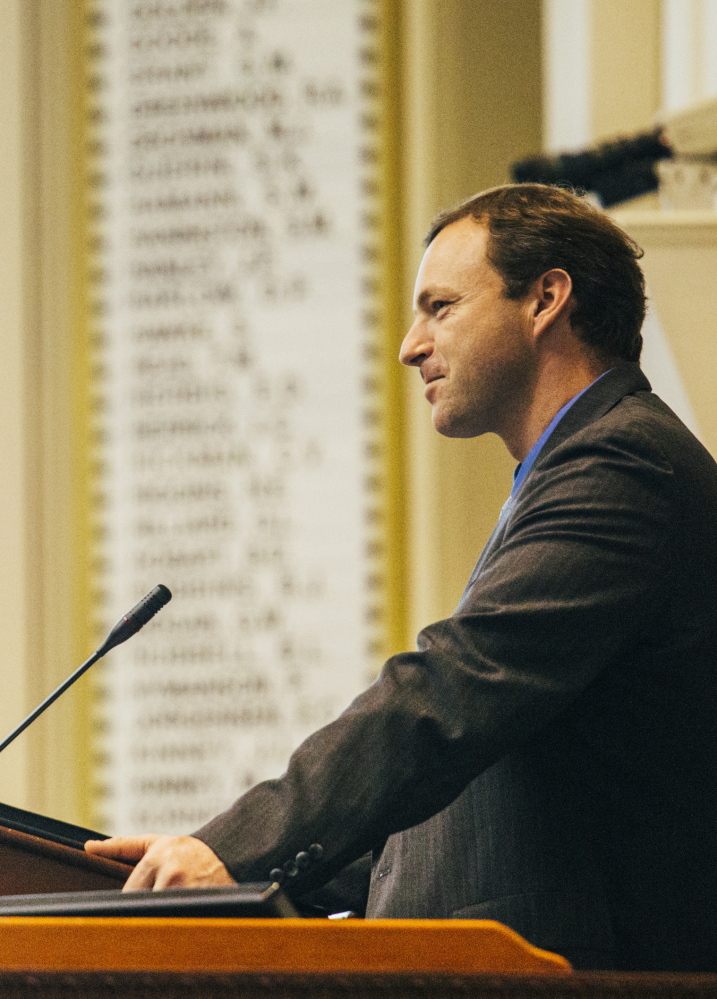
left=414, top=287, right=456, bottom=310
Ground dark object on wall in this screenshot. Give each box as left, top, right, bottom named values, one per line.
left=511, top=128, right=673, bottom=207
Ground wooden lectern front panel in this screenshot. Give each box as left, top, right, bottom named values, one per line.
left=0, top=825, right=131, bottom=894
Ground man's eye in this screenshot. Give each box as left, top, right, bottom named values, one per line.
left=432, top=300, right=452, bottom=314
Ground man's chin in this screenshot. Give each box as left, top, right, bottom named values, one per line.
left=431, top=409, right=482, bottom=439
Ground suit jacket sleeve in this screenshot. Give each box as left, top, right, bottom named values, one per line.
left=193, top=407, right=678, bottom=894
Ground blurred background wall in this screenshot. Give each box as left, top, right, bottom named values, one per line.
left=0, top=0, right=91, bottom=821
left=0, top=0, right=713, bottom=828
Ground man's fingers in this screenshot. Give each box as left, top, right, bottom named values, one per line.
left=85, top=834, right=163, bottom=863
left=122, top=855, right=161, bottom=891
left=152, top=863, right=187, bottom=891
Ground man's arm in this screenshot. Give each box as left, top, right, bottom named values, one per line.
left=89, top=419, right=677, bottom=893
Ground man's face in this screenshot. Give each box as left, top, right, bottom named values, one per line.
left=401, top=218, right=536, bottom=440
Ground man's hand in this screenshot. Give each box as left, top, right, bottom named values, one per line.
left=85, top=834, right=236, bottom=891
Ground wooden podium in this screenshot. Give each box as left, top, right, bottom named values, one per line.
left=2, top=805, right=712, bottom=999
left=0, top=805, right=573, bottom=999
left=0, top=919, right=715, bottom=999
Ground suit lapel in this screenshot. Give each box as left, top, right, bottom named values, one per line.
left=531, top=362, right=651, bottom=471
left=465, top=495, right=515, bottom=588
left=463, top=364, right=652, bottom=595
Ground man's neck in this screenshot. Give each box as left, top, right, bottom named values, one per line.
left=503, top=353, right=613, bottom=462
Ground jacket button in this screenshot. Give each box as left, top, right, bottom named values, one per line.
left=269, top=868, right=285, bottom=884
left=308, top=843, right=324, bottom=861
left=295, top=851, right=311, bottom=870
left=283, top=859, right=298, bottom=877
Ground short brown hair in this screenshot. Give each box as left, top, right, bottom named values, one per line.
left=427, top=184, right=645, bottom=363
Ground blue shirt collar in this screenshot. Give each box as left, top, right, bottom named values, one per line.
left=511, top=371, right=609, bottom=498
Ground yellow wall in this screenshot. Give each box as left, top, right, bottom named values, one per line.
left=590, top=0, right=661, bottom=141
left=0, top=0, right=39, bottom=810
left=401, top=0, right=542, bottom=635
left=0, top=0, right=91, bottom=822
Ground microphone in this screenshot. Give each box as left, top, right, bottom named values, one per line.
left=0, top=584, right=172, bottom=755
left=511, top=127, right=673, bottom=207
left=96, top=583, right=172, bottom=655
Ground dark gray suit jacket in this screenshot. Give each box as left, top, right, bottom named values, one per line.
left=196, top=364, right=717, bottom=971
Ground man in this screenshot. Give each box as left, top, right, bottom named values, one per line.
left=88, top=185, right=717, bottom=971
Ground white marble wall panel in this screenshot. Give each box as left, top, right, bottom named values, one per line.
left=91, top=0, right=383, bottom=834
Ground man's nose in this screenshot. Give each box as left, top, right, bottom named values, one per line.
left=399, top=319, right=432, bottom=367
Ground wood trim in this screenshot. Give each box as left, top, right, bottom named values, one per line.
left=0, top=0, right=40, bottom=810
left=34, top=0, right=96, bottom=827
left=378, top=0, right=409, bottom=658
left=0, top=918, right=571, bottom=974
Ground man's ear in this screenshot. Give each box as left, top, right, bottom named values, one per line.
left=531, top=269, right=574, bottom=338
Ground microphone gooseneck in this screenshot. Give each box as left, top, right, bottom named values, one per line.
left=0, top=584, right=172, bottom=756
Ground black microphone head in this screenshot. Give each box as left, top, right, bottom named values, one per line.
left=99, top=584, right=172, bottom=654
left=130, top=583, right=172, bottom=627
